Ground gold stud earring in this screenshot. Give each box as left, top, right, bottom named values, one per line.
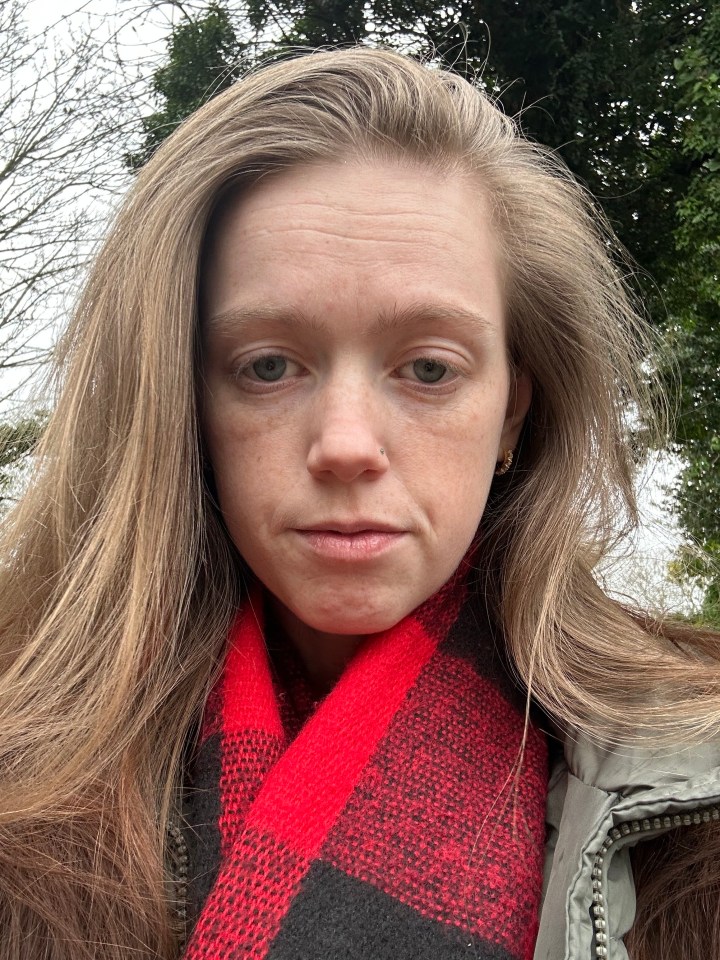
left=495, top=449, right=513, bottom=476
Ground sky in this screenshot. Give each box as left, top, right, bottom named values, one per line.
left=27, top=0, right=167, bottom=36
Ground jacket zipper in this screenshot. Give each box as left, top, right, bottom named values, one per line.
left=591, top=804, right=720, bottom=958
left=167, top=820, right=190, bottom=951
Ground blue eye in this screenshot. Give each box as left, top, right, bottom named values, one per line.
left=251, top=356, right=287, bottom=381
left=413, top=358, right=447, bottom=383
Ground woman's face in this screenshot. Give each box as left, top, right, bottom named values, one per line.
left=201, top=159, right=530, bottom=640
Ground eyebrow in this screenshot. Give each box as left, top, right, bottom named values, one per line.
left=205, top=301, right=494, bottom=338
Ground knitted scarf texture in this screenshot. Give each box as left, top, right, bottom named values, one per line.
left=181, top=565, right=548, bottom=960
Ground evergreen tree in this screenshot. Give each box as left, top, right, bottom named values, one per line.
left=127, top=2, right=248, bottom=170
left=0, top=414, right=46, bottom=506
left=662, top=6, right=720, bottom=623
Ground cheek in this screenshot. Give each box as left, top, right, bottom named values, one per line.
left=417, top=419, right=504, bottom=582
left=417, top=404, right=505, bottom=517
left=202, top=401, right=299, bottom=542
left=203, top=410, right=256, bottom=519
left=437, top=452, right=496, bottom=541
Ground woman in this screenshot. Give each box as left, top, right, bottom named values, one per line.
left=0, top=47, right=718, bottom=960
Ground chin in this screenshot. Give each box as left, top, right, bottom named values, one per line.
left=297, top=597, right=414, bottom=637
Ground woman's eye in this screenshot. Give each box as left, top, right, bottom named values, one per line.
left=410, top=358, right=449, bottom=383
left=234, top=353, right=305, bottom=390
left=248, top=355, right=289, bottom=381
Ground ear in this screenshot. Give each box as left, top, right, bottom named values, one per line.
left=498, top=369, right=532, bottom=455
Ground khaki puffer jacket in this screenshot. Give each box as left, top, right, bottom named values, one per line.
left=535, top=734, right=720, bottom=960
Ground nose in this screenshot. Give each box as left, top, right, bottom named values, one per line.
left=306, top=379, right=388, bottom=484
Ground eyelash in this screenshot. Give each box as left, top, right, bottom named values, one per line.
left=233, top=353, right=463, bottom=391
left=233, top=354, right=304, bottom=391
left=395, top=357, right=462, bottom=389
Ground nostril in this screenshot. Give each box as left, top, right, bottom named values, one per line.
left=306, top=423, right=389, bottom=482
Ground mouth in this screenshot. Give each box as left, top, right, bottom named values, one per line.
left=296, top=520, right=405, bottom=535
left=292, top=524, right=407, bottom=561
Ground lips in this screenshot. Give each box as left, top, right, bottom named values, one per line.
left=292, top=523, right=407, bottom=561
left=296, top=520, right=405, bottom=534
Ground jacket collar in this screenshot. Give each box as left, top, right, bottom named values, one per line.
left=535, top=730, right=720, bottom=960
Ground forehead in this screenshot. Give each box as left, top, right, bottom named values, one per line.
left=201, top=159, right=506, bottom=341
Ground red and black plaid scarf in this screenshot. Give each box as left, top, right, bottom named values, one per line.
left=181, top=566, right=548, bottom=960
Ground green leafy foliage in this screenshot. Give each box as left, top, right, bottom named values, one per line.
left=126, top=2, right=248, bottom=170
left=0, top=413, right=46, bottom=505
left=661, top=6, right=720, bottom=623
left=247, top=0, right=367, bottom=47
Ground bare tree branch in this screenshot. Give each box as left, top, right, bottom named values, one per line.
left=0, top=0, right=154, bottom=385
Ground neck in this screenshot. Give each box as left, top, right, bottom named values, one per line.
left=269, top=599, right=366, bottom=695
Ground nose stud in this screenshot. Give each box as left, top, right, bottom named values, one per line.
left=379, top=448, right=385, bottom=456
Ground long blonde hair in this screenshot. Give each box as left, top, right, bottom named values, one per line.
left=0, top=46, right=717, bottom=959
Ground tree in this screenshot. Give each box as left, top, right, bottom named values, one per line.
left=247, top=0, right=366, bottom=47
left=0, top=413, right=46, bottom=505
left=126, top=2, right=249, bottom=170
left=0, top=0, right=141, bottom=379
left=0, top=0, right=149, bottom=498
left=662, top=5, right=720, bottom=624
